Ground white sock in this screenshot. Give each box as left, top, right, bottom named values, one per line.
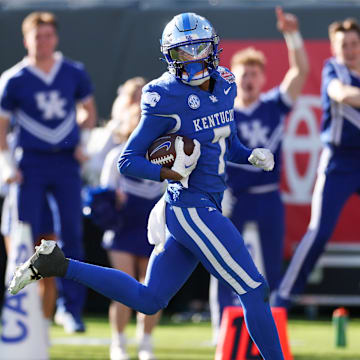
left=113, top=332, right=127, bottom=347
left=139, top=333, right=153, bottom=346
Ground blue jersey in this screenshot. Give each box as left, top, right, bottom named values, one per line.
left=226, top=88, right=292, bottom=193
left=321, top=58, right=360, bottom=150
left=0, top=52, right=93, bottom=152
left=118, top=67, right=252, bottom=209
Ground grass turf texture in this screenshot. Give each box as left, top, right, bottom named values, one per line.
left=50, top=316, right=360, bottom=360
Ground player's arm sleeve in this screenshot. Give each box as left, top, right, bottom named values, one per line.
left=227, top=134, right=252, bottom=164
left=118, top=113, right=176, bottom=181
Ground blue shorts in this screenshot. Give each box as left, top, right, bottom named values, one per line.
left=102, top=228, right=153, bottom=257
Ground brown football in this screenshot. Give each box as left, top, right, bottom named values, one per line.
left=147, top=134, right=195, bottom=168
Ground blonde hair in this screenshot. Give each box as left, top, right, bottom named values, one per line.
left=230, top=47, right=266, bottom=70
left=112, top=103, right=141, bottom=143
left=22, top=12, right=57, bottom=36
left=328, top=18, right=360, bottom=42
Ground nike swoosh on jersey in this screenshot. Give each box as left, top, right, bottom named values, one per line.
left=224, top=87, right=231, bottom=95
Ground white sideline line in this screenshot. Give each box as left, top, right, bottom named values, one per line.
left=51, top=337, right=112, bottom=346
left=51, top=337, right=213, bottom=347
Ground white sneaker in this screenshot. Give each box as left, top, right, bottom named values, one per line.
left=54, top=309, right=85, bottom=333
left=138, top=335, right=156, bottom=360
left=110, top=343, right=130, bottom=360
left=8, top=240, right=57, bottom=295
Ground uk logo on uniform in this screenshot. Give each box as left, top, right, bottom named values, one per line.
left=188, top=94, right=200, bottom=109
left=239, top=120, right=270, bottom=148
left=35, top=91, right=67, bottom=120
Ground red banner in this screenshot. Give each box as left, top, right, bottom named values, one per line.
left=221, top=39, right=360, bottom=258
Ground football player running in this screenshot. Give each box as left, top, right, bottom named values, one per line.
left=10, top=13, right=284, bottom=359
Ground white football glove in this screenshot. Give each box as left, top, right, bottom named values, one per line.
left=248, top=148, right=274, bottom=171
left=171, top=136, right=201, bottom=188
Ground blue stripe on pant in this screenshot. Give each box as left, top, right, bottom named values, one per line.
left=67, top=204, right=284, bottom=359
left=170, top=206, right=264, bottom=293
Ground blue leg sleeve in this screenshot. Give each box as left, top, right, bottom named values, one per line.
left=65, top=235, right=198, bottom=315
left=240, top=283, right=284, bottom=360
left=167, top=205, right=284, bottom=359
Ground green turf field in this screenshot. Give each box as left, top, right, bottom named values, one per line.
left=50, top=316, right=360, bottom=360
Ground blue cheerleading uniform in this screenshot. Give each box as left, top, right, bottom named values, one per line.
left=0, top=52, right=93, bottom=320
left=272, top=57, right=360, bottom=308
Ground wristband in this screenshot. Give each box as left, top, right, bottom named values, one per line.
left=284, top=31, right=303, bottom=50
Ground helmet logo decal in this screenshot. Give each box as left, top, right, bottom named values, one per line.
left=188, top=94, right=200, bottom=109
left=143, top=92, right=161, bottom=107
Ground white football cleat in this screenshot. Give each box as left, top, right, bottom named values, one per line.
left=8, top=239, right=68, bottom=295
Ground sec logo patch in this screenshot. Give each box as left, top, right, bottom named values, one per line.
left=188, top=94, right=200, bottom=110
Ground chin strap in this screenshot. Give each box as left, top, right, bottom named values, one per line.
left=181, top=76, right=210, bottom=86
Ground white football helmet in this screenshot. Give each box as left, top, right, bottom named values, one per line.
left=160, top=13, right=221, bottom=86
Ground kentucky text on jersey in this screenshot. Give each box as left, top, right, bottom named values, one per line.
left=193, top=109, right=234, bottom=131
left=118, top=67, right=252, bottom=209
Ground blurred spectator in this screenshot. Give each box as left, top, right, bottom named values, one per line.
left=210, top=6, right=309, bottom=342
left=0, top=11, right=97, bottom=333
left=271, top=18, right=360, bottom=309
left=82, top=77, right=146, bottom=187
left=98, top=82, right=164, bottom=360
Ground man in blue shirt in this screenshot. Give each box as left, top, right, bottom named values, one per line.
left=210, top=7, right=309, bottom=341
left=272, top=18, right=360, bottom=308
left=0, top=12, right=97, bottom=332
left=10, top=13, right=284, bottom=359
